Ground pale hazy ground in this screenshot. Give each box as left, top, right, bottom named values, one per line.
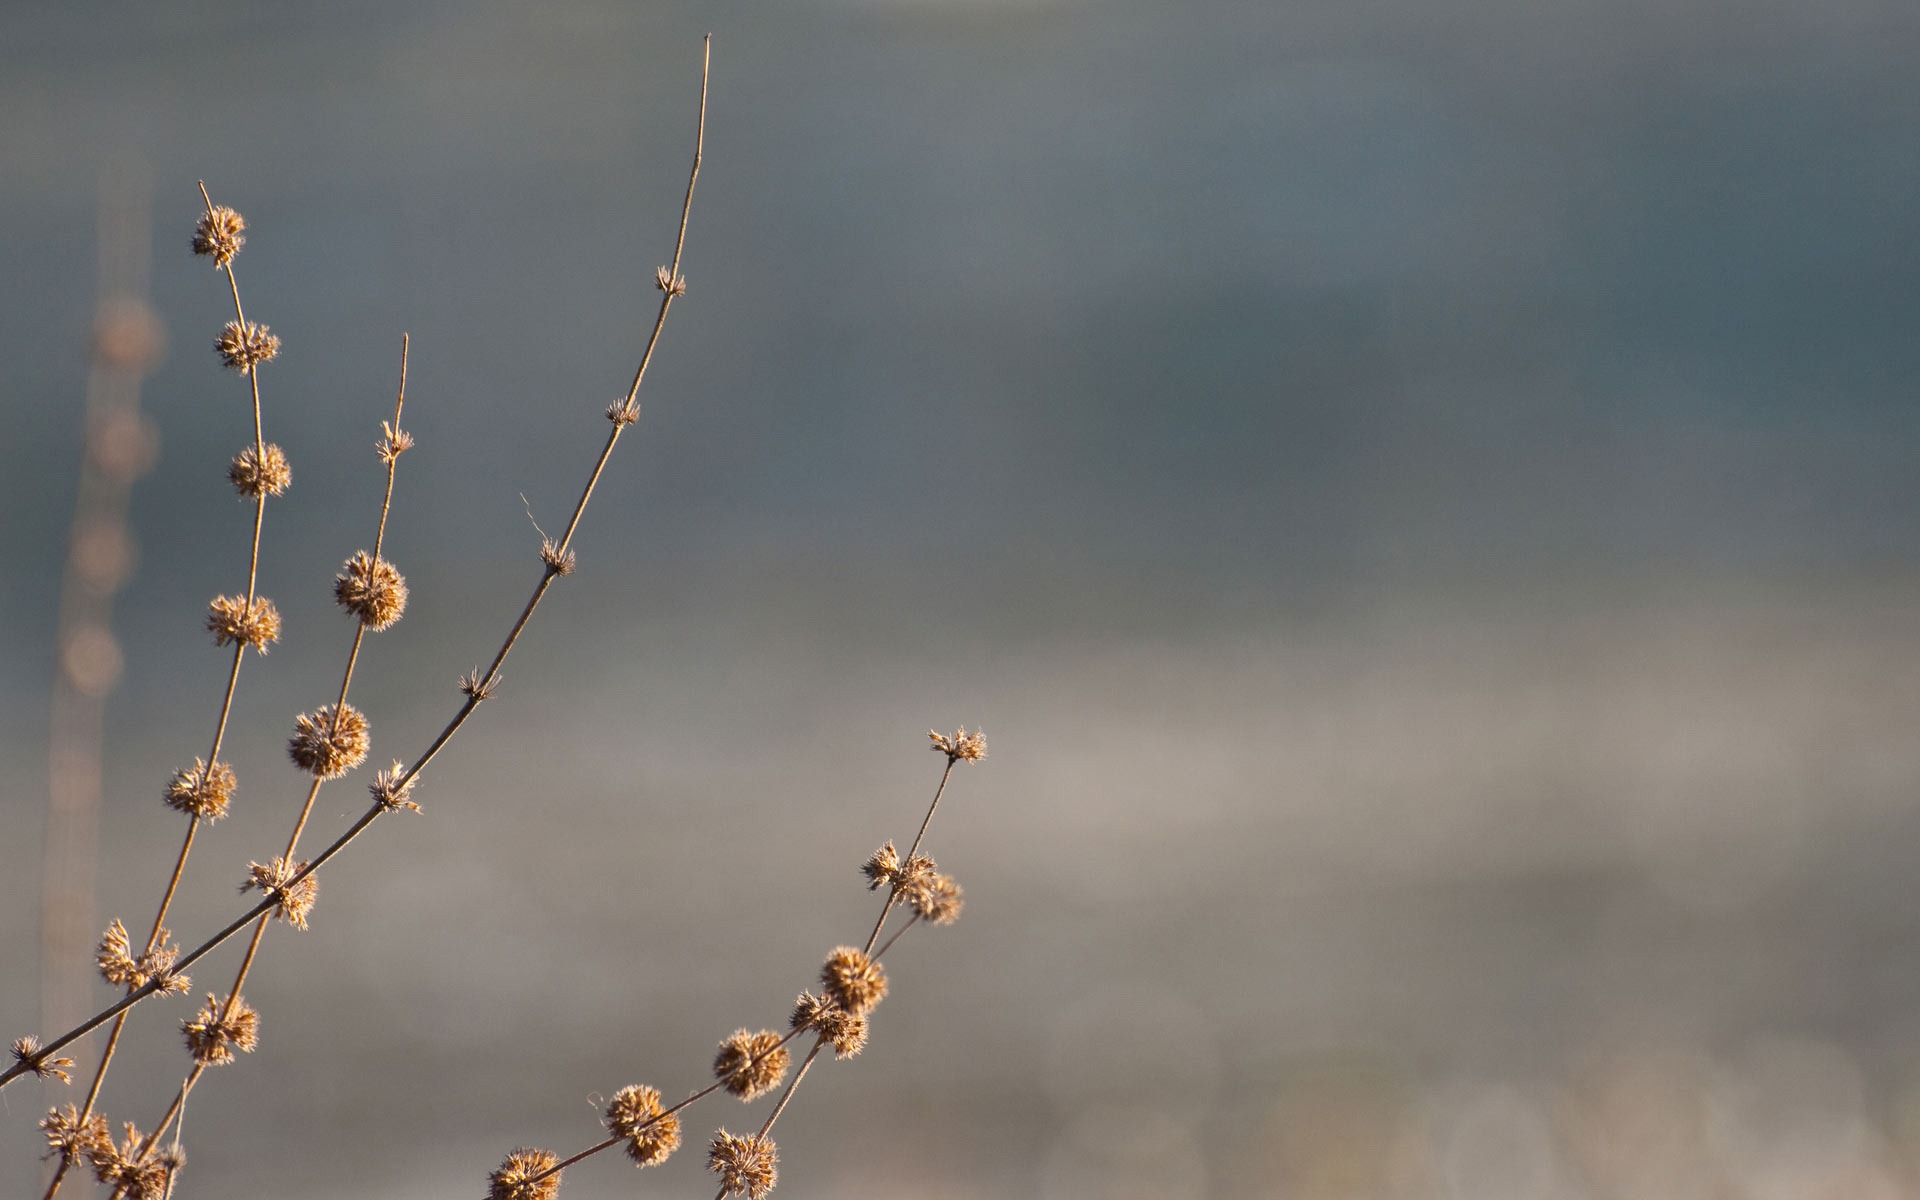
left=4, top=1, right=1920, bottom=1197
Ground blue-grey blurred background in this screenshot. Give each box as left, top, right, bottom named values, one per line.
left=5, top=1, right=1920, bottom=1197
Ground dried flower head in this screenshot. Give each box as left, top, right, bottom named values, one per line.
left=241, top=857, right=317, bottom=929
left=214, top=319, right=280, bottom=371
left=861, top=841, right=900, bottom=891
left=370, top=761, right=422, bottom=812
left=458, top=669, right=500, bottom=701
left=377, top=421, right=414, bottom=464
left=87, top=1122, right=172, bottom=1199
left=713, top=1029, right=791, bottom=1100
left=862, top=841, right=936, bottom=897
left=539, top=538, right=577, bottom=576
left=929, top=726, right=987, bottom=763
left=789, top=991, right=868, bottom=1059
left=655, top=265, right=688, bottom=296
left=820, top=946, right=888, bottom=1016
left=909, top=872, right=965, bottom=926
left=11, top=1036, right=73, bottom=1084
left=604, top=1084, right=681, bottom=1168
left=487, top=1147, right=562, bottom=1200
left=287, top=703, right=371, bottom=779
left=708, top=1130, right=778, bottom=1200
left=206, top=594, right=281, bottom=652
left=163, top=758, right=236, bottom=821
left=181, top=993, right=259, bottom=1066
left=333, top=550, right=409, bottom=630
left=606, top=398, right=641, bottom=427
left=228, top=441, right=291, bottom=497
left=96, top=920, right=188, bottom=994
left=191, top=205, right=246, bottom=266
left=40, top=1105, right=110, bottom=1163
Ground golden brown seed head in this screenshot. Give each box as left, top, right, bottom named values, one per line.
left=604, top=1084, right=681, bottom=1167
left=214, top=319, right=280, bottom=371
left=909, top=872, right=965, bottom=926
left=789, top=991, right=869, bottom=1059
left=40, top=1105, right=111, bottom=1163
left=606, top=398, right=641, bottom=427
left=864, top=841, right=937, bottom=899
left=929, top=726, right=987, bottom=763
left=87, top=1122, right=172, bottom=1199
left=487, top=1147, right=563, bottom=1200
left=95, top=920, right=188, bottom=994
left=861, top=842, right=900, bottom=891
left=820, top=946, right=888, bottom=1016
left=191, top=206, right=246, bottom=266
left=713, top=1029, right=791, bottom=1100
left=181, top=992, right=259, bottom=1066
left=333, top=550, right=409, bottom=630
left=206, top=594, right=282, bottom=652
left=229, top=441, right=291, bottom=497
left=370, top=761, right=422, bottom=812
left=241, top=857, right=318, bottom=929
left=708, top=1131, right=777, bottom=1200
left=655, top=265, right=688, bottom=296
left=287, top=703, right=371, bottom=779
left=11, top=1036, right=73, bottom=1084
left=163, top=758, right=235, bottom=821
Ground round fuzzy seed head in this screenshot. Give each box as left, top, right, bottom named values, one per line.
left=96, top=920, right=188, bottom=994
left=241, top=857, right=318, bottom=929
left=790, top=991, right=869, bottom=1059
left=909, top=873, right=965, bottom=926
left=487, top=1147, right=562, bottom=1200
left=604, top=1084, right=681, bottom=1168
left=287, top=703, right=371, bottom=779
left=206, top=594, right=281, bottom=652
left=41, top=1104, right=111, bottom=1164
left=88, top=1122, right=172, bottom=1199
left=163, top=758, right=236, bottom=821
left=929, top=726, right=987, bottom=763
left=713, top=1029, right=790, bottom=1101
left=861, top=841, right=901, bottom=891
left=229, top=442, right=291, bottom=497
left=181, top=992, right=259, bottom=1066
left=708, top=1131, right=777, bottom=1200
left=192, top=206, right=246, bottom=266
left=214, top=319, right=280, bottom=371
left=820, top=946, right=888, bottom=1016
left=333, top=551, right=408, bottom=630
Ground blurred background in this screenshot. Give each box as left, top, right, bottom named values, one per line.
left=4, top=1, right=1920, bottom=1197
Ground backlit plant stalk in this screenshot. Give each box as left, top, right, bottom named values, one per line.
left=6, top=35, right=713, bottom=1200
left=23, top=184, right=287, bottom=1200
left=103, top=343, right=418, bottom=1192
left=484, top=728, right=984, bottom=1200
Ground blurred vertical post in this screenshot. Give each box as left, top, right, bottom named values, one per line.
left=41, top=163, right=165, bottom=1035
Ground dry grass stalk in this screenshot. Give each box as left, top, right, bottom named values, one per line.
left=11, top=35, right=983, bottom=1200
left=492, top=728, right=985, bottom=1199
left=2, top=36, right=714, bottom=1199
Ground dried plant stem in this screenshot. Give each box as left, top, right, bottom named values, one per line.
left=0, top=36, right=710, bottom=1101
left=863, top=757, right=956, bottom=955
left=137, top=339, right=412, bottom=1161
left=41, top=183, right=277, bottom=1200
left=525, top=740, right=969, bottom=1192
left=529, top=1028, right=808, bottom=1185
